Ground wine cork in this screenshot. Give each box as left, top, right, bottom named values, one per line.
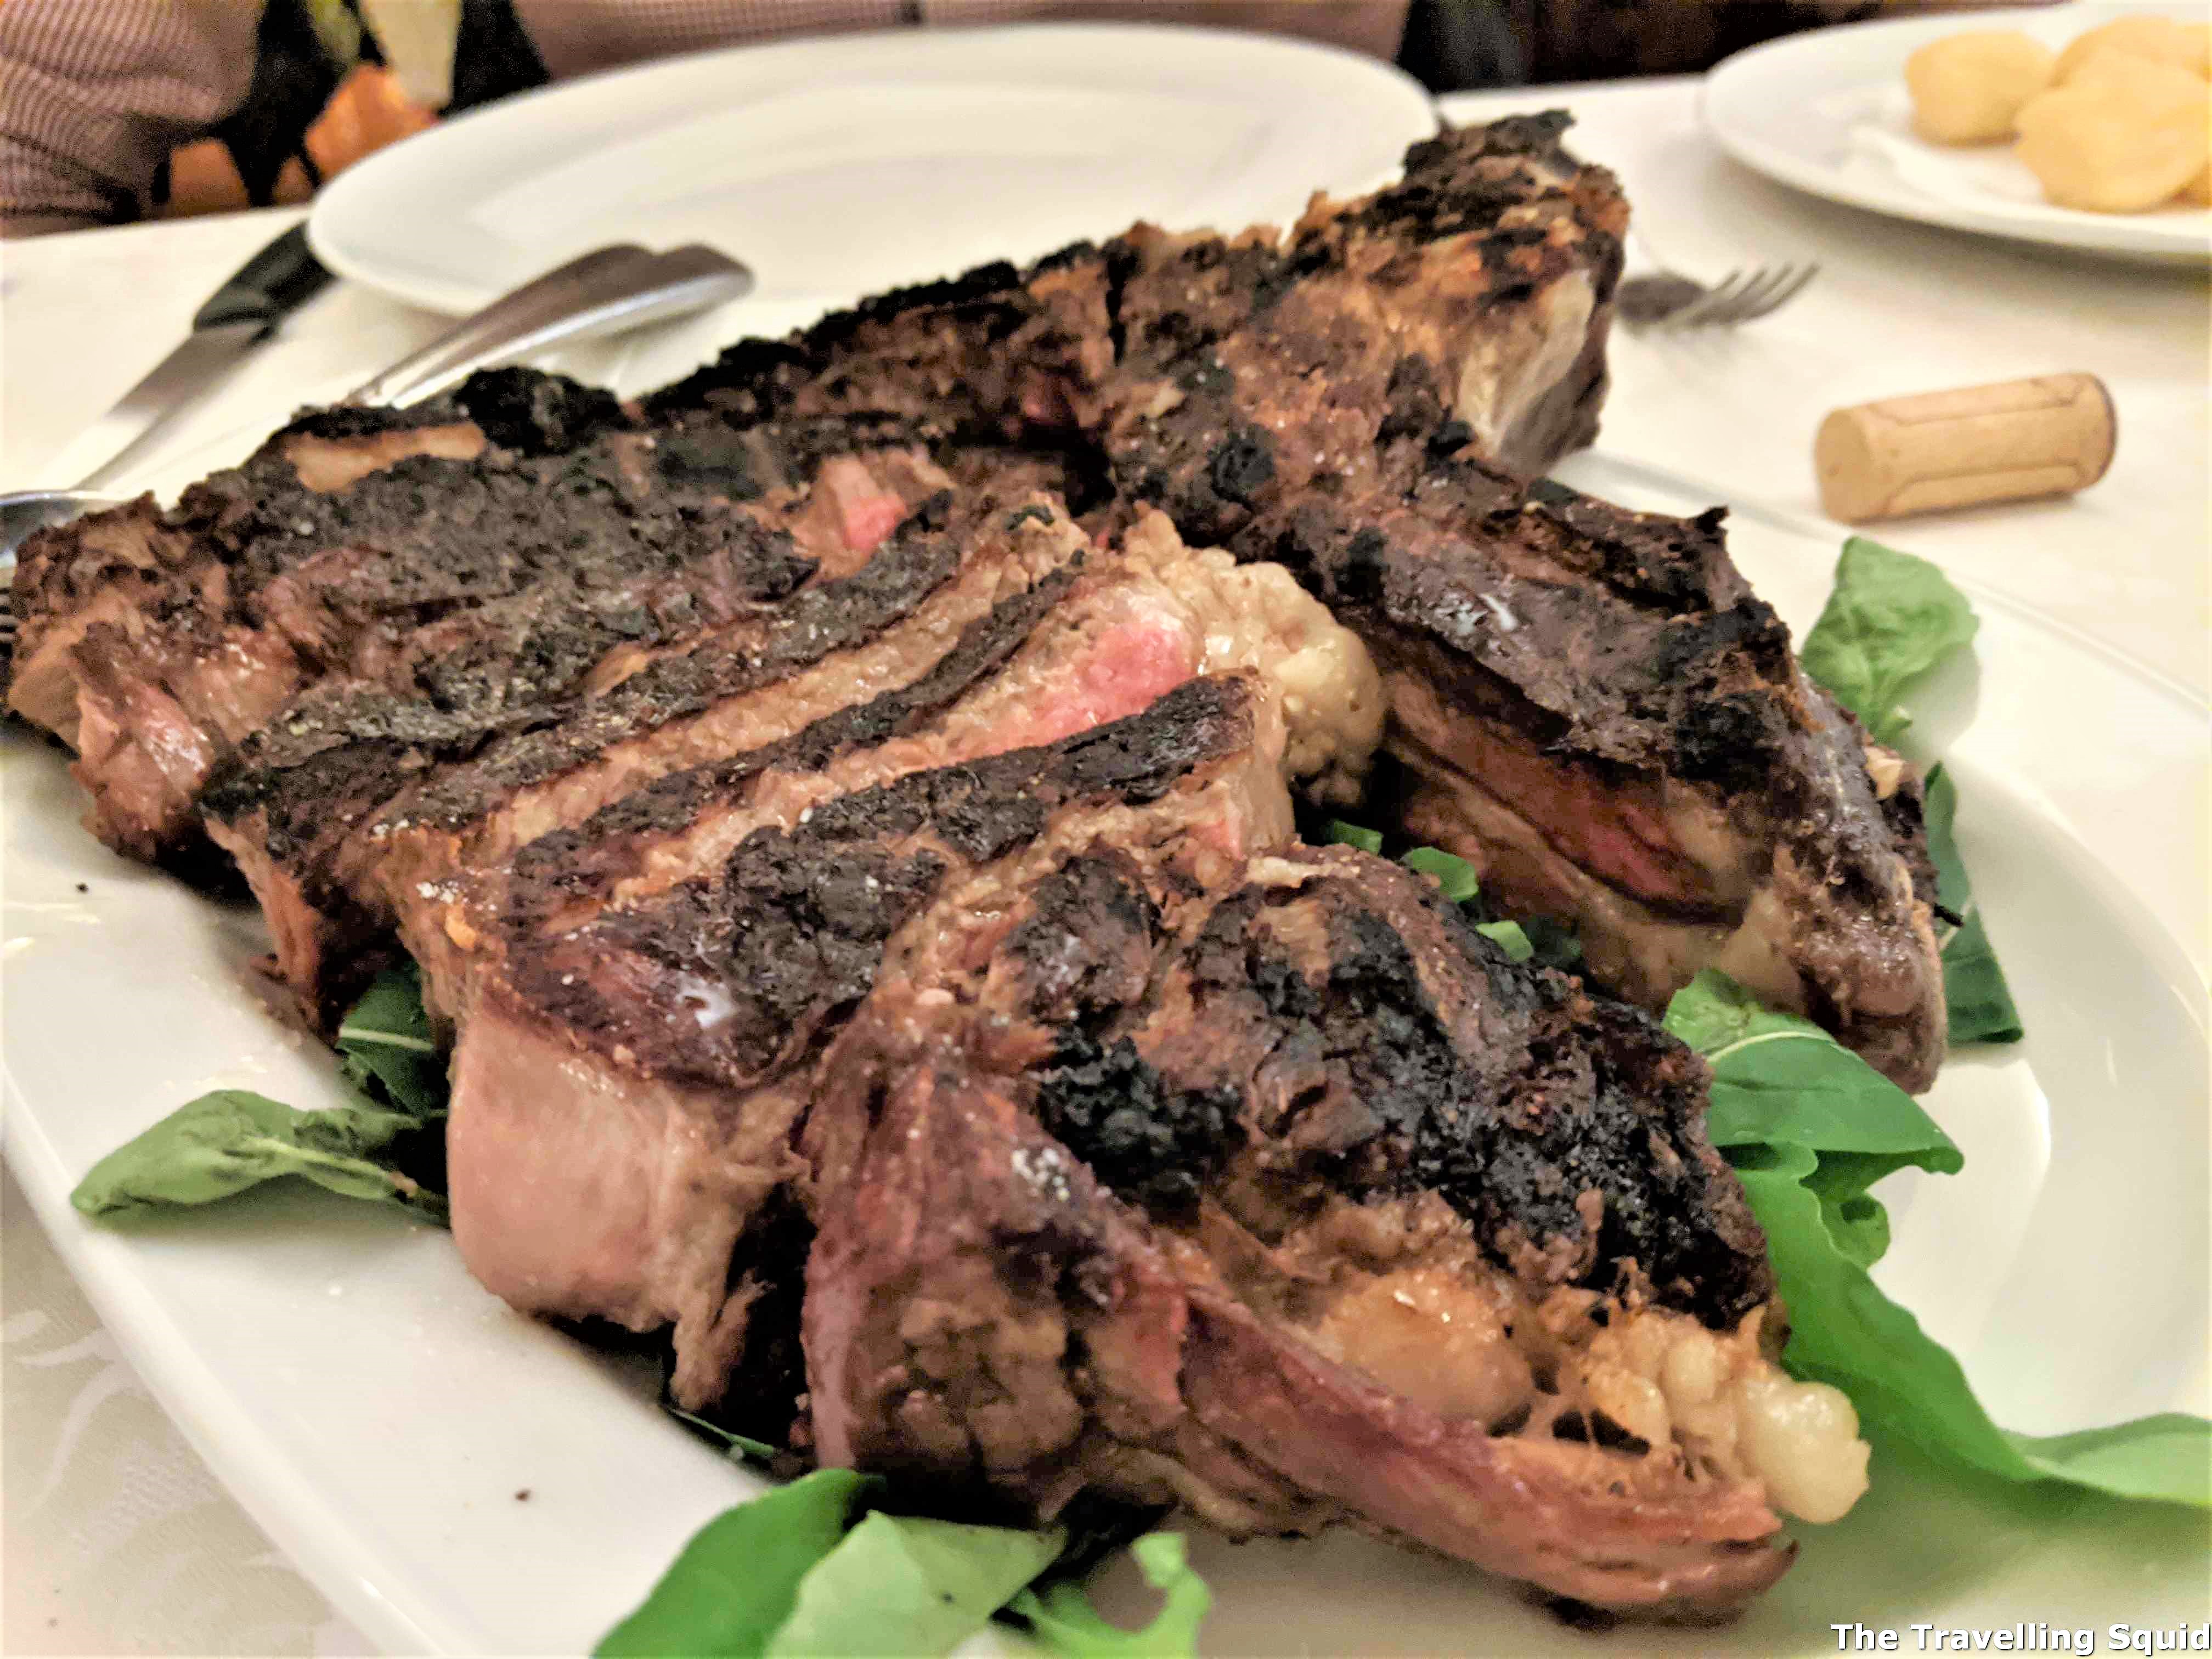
left=1814, top=374, right=2116, bottom=523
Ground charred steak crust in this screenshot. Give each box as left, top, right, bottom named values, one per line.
left=504, top=676, right=1262, bottom=1087
left=501, top=557, right=1085, bottom=915
left=1016, top=847, right=1773, bottom=1330
left=1250, top=452, right=1946, bottom=1091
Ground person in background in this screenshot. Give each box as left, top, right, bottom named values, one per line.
left=0, top=0, right=2010, bottom=238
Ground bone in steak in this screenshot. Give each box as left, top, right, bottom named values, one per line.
left=801, top=839, right=1869, bottom=1616
left=2, top=117, right=1904, bottom=1619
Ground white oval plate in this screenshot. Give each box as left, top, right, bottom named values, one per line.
left=1702, top=4, right=2212, bottom=265
left=3, top=450, right=2205, bottom=1653
left=307, top=24, right=1437, bottom=318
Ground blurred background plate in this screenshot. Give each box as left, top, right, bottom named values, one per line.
left=1702, top=3, right=2212, bottom=264
left=307, top=24, right=1438, bottom=317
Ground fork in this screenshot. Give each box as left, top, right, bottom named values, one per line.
left=1614, top=226, right=1818, bottom=329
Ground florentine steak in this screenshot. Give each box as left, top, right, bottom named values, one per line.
left=647, top=115, right=1622, bottom=525
left=445, top=676, right=1293, bottom=1409
left=801, top=838, right=1870, bottom=1617
left=630, top=113, right=1940, bottom=1087
left=1246, top=452, right=1948, bottom=1092
left=8, top=377, right=944, bottom=872
left=0, top=116, right=1911, bottom=1620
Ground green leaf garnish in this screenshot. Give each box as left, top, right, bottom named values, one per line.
left=1666, top=972, right=2207, bottom=1509
left=336, top=960, right=449, bottom=1119
left=1323, top=819, right=1383, bottom=854
left=72, top=966, right=449, bottom=1223
left=597, top=1470, right=874, bottom=1657
left=1922, top=763, right=2024, bottom=1045
left=1799, top=535, right=1978, bottom=749
left=70, top=1089, right=442, bottom=1220
left=666, top=1406, right=779, bottom=1465
left=1474, top=919, right=1533, bottom=962
left=769, top=1513, right=1063, bottom=1657
left=1010, top=1533, right=1212, bottom=1658
left=1399, top=846, right=1479, bottom=902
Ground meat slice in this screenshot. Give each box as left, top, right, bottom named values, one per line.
left=444, top=675, right=1292, bottom=1409
left=804, top=844, right=1871, bottom=1619
left=1247, top=453, right=1948, bottom=1092
left=188, top=464, right=1065, bottom=1021
left=648, top=113, right=1624, bottom=513
left=7, top=380, right=950, bottom=869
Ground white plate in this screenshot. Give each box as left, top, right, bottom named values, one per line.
left=307, top=24, right=1437, bottom=318
left=5, top=439, right=2205, bottom=1652
left=1702, top=4, right=2212, bottom=264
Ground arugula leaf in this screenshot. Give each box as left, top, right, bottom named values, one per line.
left=666, top=1405, right=778, bottom=1465
left=1799, top=536, right=1978, bottom=749
left=597, top=1469, right=875, bottom=1657
left=1322, top=819, right=1383, bottom=854
left=1399, top=846, right=1479, bottom=902
left=1793, top=540, right=2023, bottom=1041
left=1009, top=1533, right=1212, bottom=1659
left=336, top=961, right=448, bottom=1119
left=769, top=1513, right=1063, bottom=1657
left=1474, top=919, right=1534, bottom=963
left=70, top=1089, right=442, bottom=1220
left=1517, top=915, right=1583, bottom=972
left=1666, top=972, right=2209, bottom=1509
left=1922, top=764, right=2024, bottom=1045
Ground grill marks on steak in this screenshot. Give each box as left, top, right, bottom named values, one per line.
left=445, top=675, right=1291, bottom=1409
left=200, top=488, right=1084, bottom=1024
left=1249, top=454, right=1948, bottom=1091
left=10, top=385, right=953, bottom=871
left=802, top=843, right=1827, bottom=1617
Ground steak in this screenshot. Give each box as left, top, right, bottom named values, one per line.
left=649, top=114, right=1624, bottom=536
left=446, top=675, right=1292, bottom=1409
left=1244, top=454, right=1947, bottom=1091
left=802, top=843, right=1870, bottom=1618
left=2, top=116, right=1916, bottom=1620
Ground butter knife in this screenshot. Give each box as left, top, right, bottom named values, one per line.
left=39, top=222, right=332, bottom=492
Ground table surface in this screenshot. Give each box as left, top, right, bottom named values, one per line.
left=2, top=71, right=2205, bottom=1659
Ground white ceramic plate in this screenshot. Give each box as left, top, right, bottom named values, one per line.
left=5, top=430, right=2205, bottom=1651
left=1701, top=4, right=2212, bottom=264
left=307, top=24, right=1437, bottom=318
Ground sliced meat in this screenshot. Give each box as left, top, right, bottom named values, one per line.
left=196, top=479, right=1053, bottom=1024
left=1246, top=454, right=1948, bottom=1092
left=445, top=675, right=1291, bottom=1410
left=804, top=844, right=1868, bottom=1619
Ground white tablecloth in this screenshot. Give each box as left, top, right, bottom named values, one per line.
left=2, top=71, right=2205, bottom=1658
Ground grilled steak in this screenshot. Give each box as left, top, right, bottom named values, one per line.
left=2, top=116, right=1918, bottom=1621
left=650, top=114, right=1624, bottom=538
left=447, top=675, right=1291, bottom=1409
left=1244, top=454, right=1947, bottom=1091
left=803, top=843, right=1870, bottom=1617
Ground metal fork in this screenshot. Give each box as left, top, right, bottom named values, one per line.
left=1615, top=225, right=1818, bottom=329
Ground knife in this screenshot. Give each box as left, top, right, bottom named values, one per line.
left=40, top=222, right=332, bottom=493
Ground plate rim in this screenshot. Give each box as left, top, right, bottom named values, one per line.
left=1699, top=3, right=2212, bottom=264
left=306, top=20, right=1440, bottom=316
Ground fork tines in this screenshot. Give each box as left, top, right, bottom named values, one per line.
left=1661, top=263, right=1820, bottom=329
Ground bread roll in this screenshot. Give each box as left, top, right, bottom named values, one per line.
left=2015, top=61, right=2211, bottom=211
left=2055, top=14, right=2209, bottom=82
left=1905, top=31, right=2058, bottom=143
